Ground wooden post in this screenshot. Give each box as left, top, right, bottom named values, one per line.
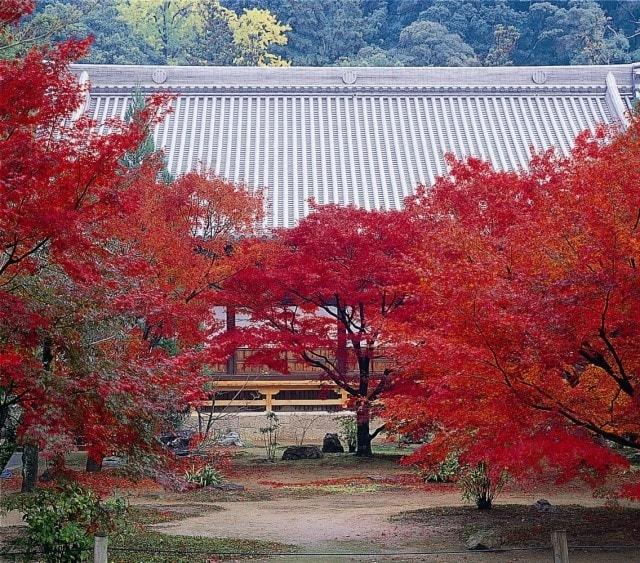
left=94, top=535, right=108, bottom=563
left=551, top=530, right=569, bottom=563
left=264, top=389, right=274, bottom=412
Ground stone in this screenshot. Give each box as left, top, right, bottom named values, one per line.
left=158, top=430, right=193, bottom=456
left=154, top=470, right=194, bottom=493
left=217, top=431, right=244, bottom=447
left=281, top=445, right=323, bottom=461
left=102, top=456, right=124, bottom=468
left=212, top=482, right=245, bottom=492
left=322, top=433, right=344, bottom=453
left=533, top=499, right=555, bottom=512
left=466, top=531, right=500, bottom=550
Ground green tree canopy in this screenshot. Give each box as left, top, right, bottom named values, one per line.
left=396, top=20, right=478, bottom=66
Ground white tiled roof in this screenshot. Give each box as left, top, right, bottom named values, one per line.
left=74, top=64, right=637, bottom=229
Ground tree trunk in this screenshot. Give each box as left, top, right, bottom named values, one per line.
left=476, top=497, right=492, bottom=510
left=21, top=444, right=38, bottom=492
left=355, top=400, right=373, bottom=457
left=356, top=419, right=373, bottom=457
left=85, top=452, right=103, bottom=473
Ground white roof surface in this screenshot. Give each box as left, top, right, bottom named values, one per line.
left=74, top=64, right=637, bottom=228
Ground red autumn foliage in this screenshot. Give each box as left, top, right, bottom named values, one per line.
left=221, top=204, right=417, bottom=456
left=0, top=5, right=261, bottom=485
left=385, top=118, right=640, bottom=497
left=0, top=0, right=33, bottom=26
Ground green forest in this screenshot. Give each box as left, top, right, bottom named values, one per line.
left=20, top=0, right=640, bottom=67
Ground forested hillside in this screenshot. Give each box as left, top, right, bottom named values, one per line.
left=17, top=0, right=640, bottom=66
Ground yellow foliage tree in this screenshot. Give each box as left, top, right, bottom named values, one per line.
left=228, top=8, right=291, bottom=67
left=116, top=0, right=201, bottom=64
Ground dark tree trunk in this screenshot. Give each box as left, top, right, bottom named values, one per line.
left=477, top=497, right=492, bottom=510
left=21, top=444, right=38, bottom=492
left=85, top=452, right=103, bottom=473
left=355, top=417, right=373, bottom=457
left=354, top=352, right=374, bottom=457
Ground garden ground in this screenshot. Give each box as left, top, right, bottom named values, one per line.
left=1, top=446, right=640, bottom=562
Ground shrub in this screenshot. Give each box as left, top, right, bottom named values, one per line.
left=424, top=452, right=460, bottom=483
left=459, top=462, right=508, bottom=510
left=4, top=484, right=129, bottom=562
left=184, top=464, right=223, bottom=488
left=335, top=415, right=357, bottom=453
left=259, top=411, right=280, bottom=462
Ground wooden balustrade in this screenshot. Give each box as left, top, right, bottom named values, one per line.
left=209, top=348, right=391, bottom=376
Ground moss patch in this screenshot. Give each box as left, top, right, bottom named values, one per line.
left=110, top=532, right=295, bottom=562
left=128, top=505, right=223, bottom=525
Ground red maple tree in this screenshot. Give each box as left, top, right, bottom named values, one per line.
left=385, top=119, right=640, bottom=499
left=223, top=204, right=416, bottom=456
left=0, top=4, right=262, bottom=487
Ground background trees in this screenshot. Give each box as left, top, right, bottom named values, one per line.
left=19, top=0, right=638, bottom=67
left=10, top=0, right=639, bottom=67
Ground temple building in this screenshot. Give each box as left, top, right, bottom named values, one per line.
left=75, top=62, right=637, bottom=416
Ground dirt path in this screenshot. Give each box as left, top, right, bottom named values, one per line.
left=149, top=489, right=639, bottom=562
left=152, top=490, right=605, bottom=546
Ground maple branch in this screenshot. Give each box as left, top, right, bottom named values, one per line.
left=368, top=368, right=392, bottom=400
left=633, top=208, right=640, bottom=232
left=595, top=291, right=634, bottom=396
left=0, top=237, right=50, bottom=278
left=301, top=350, right=358, bottom=396
left=369, top=424, right=386, bottom=440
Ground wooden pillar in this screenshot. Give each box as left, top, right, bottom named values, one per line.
left=94, top=535, right=108, bottom=563
left=264, top=388, right=274, bottom=412
left=551, top=530, right=569, bottom=563
left=225, top=306, right=237, bottom=375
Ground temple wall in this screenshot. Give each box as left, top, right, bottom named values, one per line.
left=188, top=411, right=385, bottom=446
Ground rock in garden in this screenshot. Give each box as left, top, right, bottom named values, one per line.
left=322, top=433, right=344, bottom=453
left=158, top=430, right=192, bottom=453
left=212, top=482, right=245, bottom=492
left=102, top=456, right=124, bottom=468
left=217, top=431, right=244, bottom=447
left=466, top=531, right=500, bottom=550
left=533, top=499, right=555, bottom=512
left=281, top=445, right=323, bottom=460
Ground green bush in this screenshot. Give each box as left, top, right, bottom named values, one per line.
left=4, top=484, right=129, bottom=562
left=184, top=464, right=223, bottom=487
left=459, top=462, right=508, bottom=510
left=334, top=415, right=357, bottom=453
left=424, top=452, right=460, bottom=483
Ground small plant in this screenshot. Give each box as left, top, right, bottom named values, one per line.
left=259, top=411, right=280, bottom=462
left=459, top=461, right=508, bottom=510
left=334, top=415, right=357, bottom=453
left=4, top=484, right=129, bottom=562
left=184, top=464, right=223, bottom=488
left=424, top=452, right=460, bottom=483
